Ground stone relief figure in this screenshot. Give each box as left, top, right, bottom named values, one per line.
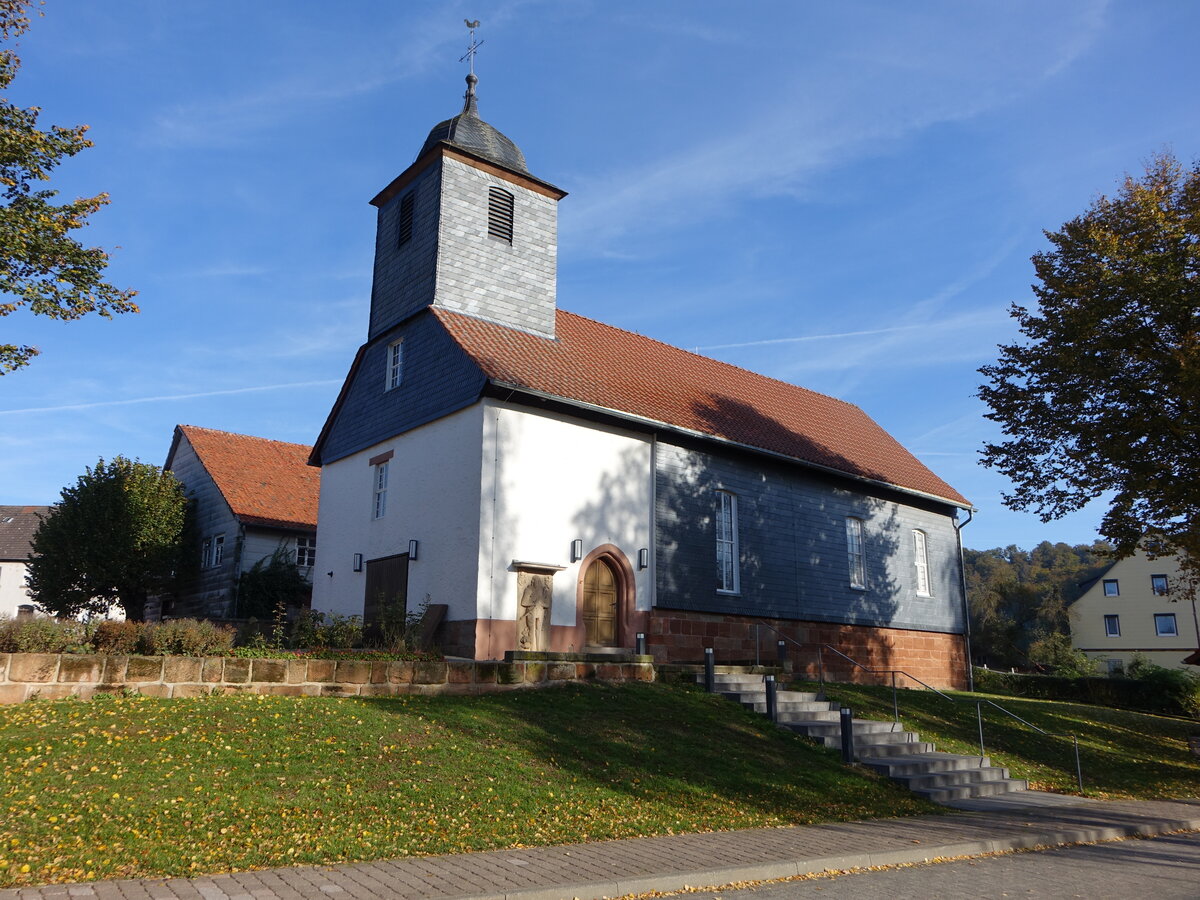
left=517, top=572, right=553, bottom=651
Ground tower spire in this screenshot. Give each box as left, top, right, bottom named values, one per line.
left=460, top=19, right=483, bottom=115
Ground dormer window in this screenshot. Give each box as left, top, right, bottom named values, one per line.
left=396, top=191, right=415, bottom=248
left=487, top=186, right=514, bottom=243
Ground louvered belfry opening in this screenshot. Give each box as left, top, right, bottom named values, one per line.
left=487, top=186, right=514, bottom=243
left=396, top=191, right=415, bottom=248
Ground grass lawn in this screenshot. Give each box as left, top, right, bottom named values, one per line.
left=810, top=680, right=1200, bottom=799
left=0, top=682, right=934, bottom=887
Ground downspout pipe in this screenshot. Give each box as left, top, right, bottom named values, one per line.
left=953, top=508, right=975, bottom=691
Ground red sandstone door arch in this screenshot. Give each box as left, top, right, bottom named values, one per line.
left=575, top=544, right=640, bottom=650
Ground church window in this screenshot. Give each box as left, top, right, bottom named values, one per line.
left=397, top=192, right=415, bottom=247
left=716, top=490, right=739, bottom=594
left=386, top=339, right=404, bottom=391
left=913, top=529, right=931, bottom=596
left=846, top=517, right=865, bottom=589
left=487, top=186, right=514, bottom=243
left=373, top=462, right=389, bottom=519
left=296, top=535, right=316, bottom=568
left=212, top=534, right=225, bottom=568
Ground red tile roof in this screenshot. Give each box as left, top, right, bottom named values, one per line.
left=174, top=426, right=319, bottom=530
left=0, top=506, right=51, bottom=561
left=433, top=308, right=970, bottom=507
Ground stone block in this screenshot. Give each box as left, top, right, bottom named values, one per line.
left=474, top=661, right=497, bottom=684
left=29, top=684, right=79, bottom=701
left=306, top=660, right=336, bottom=683
left=9, top=653, right=59, bottom=683
left=387, top=661, right=414, bottom=685
left=412, top=661, right=447, bottom=685
left=256, top=684, right=306, bottom=697
left=320, top=684, right=359, bottom=697
left=0, top=652, right=9, bottom=680
left=137, top=684, right=171, bottom=699
left=251, top=659, right=288, bottom=684
left=575, top=663, right=596, bottom=680
left=369, top=661, right=390, bottom=684
left=496, top=662, right=525, bottom=685
left=446, top=661, right=474, bottom=684
left=547, top=663, right=575, bottom=681
left=57, top=655, right=103, bottom=683
left=0, top=684, right=28, bottom=704
left=172, top=683, right=212, bottom=699
left=223, top=658, right=251, bottom=684
left=126, top=656, right=164, bottom=682
left=359, top=684, right=398, bottom=697
left=632, top=664, right=655, bottom=682
left=201, top=657, right=224, bottom=683
left=596, top=664, right=623, bottom=681
left=524, top=662, right=547, bottom=683
left=163, top=657, right=202, bottom=683
left=286, top=659, right=308, bottom=684
left=335, top=661, right=371, bottom=684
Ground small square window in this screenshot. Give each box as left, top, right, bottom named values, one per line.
left=1151, top=574, right=1169, bottom=595
left=386, top=340, right=403, bottom=391
left=1102, top=579, right=1119, bottom=597
left=1104, top=614, right=1120, bottom=637
left=1154, top=613, right=1178, bottom=637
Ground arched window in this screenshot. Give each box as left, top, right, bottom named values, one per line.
left=487, top=187, right=514, bottom=243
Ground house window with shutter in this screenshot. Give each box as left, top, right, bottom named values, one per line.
left=396, top=192, right=415, bottom=248
left=487, top=187, right=514, bottom=243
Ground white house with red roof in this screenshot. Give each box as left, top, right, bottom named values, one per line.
left=310, top=73, right=974, bottom=687
left=163, top=425, right=320, bottom=620
left=0, top=506, right=51, bottom=618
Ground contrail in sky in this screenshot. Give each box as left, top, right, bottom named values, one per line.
left=0, top=380, right=342, bottom=416
left=695, top=324, right=924, bottom=352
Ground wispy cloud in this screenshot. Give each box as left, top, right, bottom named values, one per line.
left=0, top=381, right=341, bottom=417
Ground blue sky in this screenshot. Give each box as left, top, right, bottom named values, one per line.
left=1, top=0, right=1197, bottom=551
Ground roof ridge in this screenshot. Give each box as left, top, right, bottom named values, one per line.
left=179, top=424, right=314, bottom=452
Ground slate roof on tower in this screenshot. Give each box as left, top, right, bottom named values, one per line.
left=418, top=74, right=529, bottom=174
left=167, top=426, right=319, bottom=530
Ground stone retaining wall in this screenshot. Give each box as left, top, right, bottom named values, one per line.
left=0, top=652, right=656, bottom=703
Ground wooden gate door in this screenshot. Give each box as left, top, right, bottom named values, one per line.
left=581, top=557, right=618, bottom=647
left=363, top=553, right=409, bottom=641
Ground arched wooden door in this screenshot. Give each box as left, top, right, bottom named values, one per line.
left=581, top=557, right=619, bottom=647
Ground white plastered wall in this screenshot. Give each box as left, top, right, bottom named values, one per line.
left=0, top=561, right=34, bottom=617
left=311, top=405, right=485, bottom=621
left=477, top=399, right=654, bottom=645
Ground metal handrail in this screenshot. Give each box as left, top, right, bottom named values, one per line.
left=750, top=619, right=1084, bottom=792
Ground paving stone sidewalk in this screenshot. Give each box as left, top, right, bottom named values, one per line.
left=3, top=798, right=1198, bottom=900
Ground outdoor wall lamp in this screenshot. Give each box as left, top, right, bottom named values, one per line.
left=638, top=548, right=649, bottom=570
left=571, top=539, right=583, bottom=562
left=408, top=540, right=419, bottom=560
left=352, top=553, right=363, bottom=572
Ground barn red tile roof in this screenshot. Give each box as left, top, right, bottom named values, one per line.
left=433, top=308, right=970, bottom=507
left=174, top=426, right=319, bottom=530
left=0, top=506, right=51, bottom=561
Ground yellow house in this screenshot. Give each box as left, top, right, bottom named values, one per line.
left=1071, top=551, right=1200, bottom=673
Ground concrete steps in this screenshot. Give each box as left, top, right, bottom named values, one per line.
left=698, top=671, right=1029, bottom=804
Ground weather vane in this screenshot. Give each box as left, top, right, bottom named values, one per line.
left=460, top=19, right=483, bottom=75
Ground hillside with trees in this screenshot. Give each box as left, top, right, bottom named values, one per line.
left=964, top=541, right=1112, bottom=671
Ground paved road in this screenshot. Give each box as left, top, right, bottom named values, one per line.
left=711, top=831, right=1200, bottom=899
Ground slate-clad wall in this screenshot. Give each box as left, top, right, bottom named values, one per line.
left=167, top=437, right=239, bottom=618
left=317, top=312, right=487, bottom=465
left=654, top=442, right=964, bottom=634
left=369, top=162, right=442, bottom=340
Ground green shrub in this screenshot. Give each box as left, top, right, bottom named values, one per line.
left=91, top=619, right=141, bottom=654
left=0, top=615, right=94, bottom=653
left=975, top=665, right=1200, bottom=718
left=138, top=619, right=235, bottom=656
left=284, top=611, right=362, bottom=651
left=1027, top=633, right=1099, bottom=677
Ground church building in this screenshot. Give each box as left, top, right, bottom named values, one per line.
left=309, top=70, right=973, bottom=688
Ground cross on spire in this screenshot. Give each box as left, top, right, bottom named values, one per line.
left=460, top=19, right=483, bottom=76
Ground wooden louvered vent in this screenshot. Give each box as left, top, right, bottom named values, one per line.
left=397, top=191, right=415, bottom=248
left=487, top=187, right=514, bottom=243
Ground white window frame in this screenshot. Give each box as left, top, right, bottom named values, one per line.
left=1154, top=613, right=1178, bottom=637
left=202, top=537, right=212, bottom=568
left=296, top=535, right=316, bottom=568
left=1103, top=579, right=1119, bottom=597
left=386, top=339, right=404, bottom=391
left=913, top=529, right=931, bottom=597
left=212, top=534, right=225, bottom=568
left=846, top=517, right=866, bottom=589
left=1151, top=574, right=1169, bottom=596
left=1104, top=614, right=1120, bottom=637
left=715, top=490, right=739, bottom=594
left=373, top=461, right=389, bottom=520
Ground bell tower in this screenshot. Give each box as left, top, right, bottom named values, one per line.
left=366, top=54, right=566, bottom=341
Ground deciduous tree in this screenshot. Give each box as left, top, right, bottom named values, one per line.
left=27, top=457, right=189, bottom=621
left=0, top=0, right=137, bottom=374
left=979, top=153, right=1200, bottom=590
